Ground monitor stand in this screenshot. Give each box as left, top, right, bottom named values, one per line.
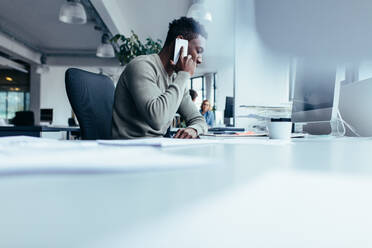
left=303, top=122, right=331, bottom=135
left=302, top=111, right=345, bottom=136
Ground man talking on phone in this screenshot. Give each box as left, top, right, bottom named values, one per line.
left=112, top=17, right=208, bottom=139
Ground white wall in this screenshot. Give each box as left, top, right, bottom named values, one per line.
left=358, top=61, right=372, bottom=81
left=40, top=66, right=71, bottom=126
left=99, top=0, right=191, bottom=40
left=254, top=0, right=372, bottom=60
left=214, top=66, right=234, bottom=111
left=235, top=0, right=290, bottom=127
left=199, top=0, right=235, bottom=112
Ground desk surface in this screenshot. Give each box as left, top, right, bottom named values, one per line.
left=0, top=136, right=371, bottom=248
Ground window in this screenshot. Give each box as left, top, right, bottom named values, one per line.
left=191, top=76, right=204, bottom=108
left=0, top=92, right=6, bottom=119
left=190, top=73, right=216, bottom=110
left=0, top=64, right=30, bottom=120
left=0, top=91, right=30, bottom=119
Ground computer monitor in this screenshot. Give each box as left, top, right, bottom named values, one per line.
left=292, top=59, right=337, bottom=124
left=224, top=97, right=234, bottom=118
left=224, top=96, right=234, bottom=126
left=40, top=108, right=53, bottom=124
left=339, top=78, right=372, bottom=137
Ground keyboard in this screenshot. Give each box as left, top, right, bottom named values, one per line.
left=208, top=127, right=245, bottom=132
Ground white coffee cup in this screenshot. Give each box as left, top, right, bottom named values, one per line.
left=268, top=118, right=292, bottom=139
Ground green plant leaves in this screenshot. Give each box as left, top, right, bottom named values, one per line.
left=110, top=30, right=163, bottom=65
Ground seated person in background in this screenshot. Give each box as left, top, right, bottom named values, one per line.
left=189, top=89, right=198, bottom=103
left=200, top=100, right=214, bottom=127
left=112, top=17, right=208, bottom=139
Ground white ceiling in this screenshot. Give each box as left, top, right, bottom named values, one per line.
left=96, top=0, right=192, bottom=43
left=0, top=0, right=103, bottom=56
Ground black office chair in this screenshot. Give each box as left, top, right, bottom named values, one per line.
left=65, top=68, right=115, bottom=140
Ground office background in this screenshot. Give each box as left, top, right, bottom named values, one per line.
left=2, top=0, right=372, bottom=135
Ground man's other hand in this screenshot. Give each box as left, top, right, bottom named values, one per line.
left=173, top=128, right=198, bottom=139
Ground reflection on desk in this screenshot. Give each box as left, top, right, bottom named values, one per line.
left=0, top=125, right=80, bottom=139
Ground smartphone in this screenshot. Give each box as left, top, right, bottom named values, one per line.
left=173, top=38, right=188, bottom=63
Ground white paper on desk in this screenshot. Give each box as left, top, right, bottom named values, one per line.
left=0, top=136, right=97, bottom=155
left=0, top=137, right=213, bottom=175
left=97, top=138, right=217, bottom=148
left=0, top=135, right=57, bottom=144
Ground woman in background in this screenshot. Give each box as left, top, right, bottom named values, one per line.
left=200, top=100, right=214, bottom=127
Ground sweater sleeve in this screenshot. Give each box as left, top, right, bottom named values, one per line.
left=124, top=60, right=190, bottom=130
left=177, top=91, right=208, bottom=136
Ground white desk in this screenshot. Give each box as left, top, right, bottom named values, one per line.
left=0, top=136, right=371, bottom=247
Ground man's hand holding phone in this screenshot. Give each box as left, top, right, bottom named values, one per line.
left=170, top=46, right=197, bottom=76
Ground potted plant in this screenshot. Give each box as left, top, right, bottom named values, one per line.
left=111, top=31, right=163, bottom=65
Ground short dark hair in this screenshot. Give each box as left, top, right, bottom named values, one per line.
left=164, top=17, right=208, bottom=46
left=189, top=89, right=198, bottom=101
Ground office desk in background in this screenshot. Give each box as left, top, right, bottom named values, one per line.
left=0, top=136, right=371, bottom=248
left=0, top=125, right=80, bottom=139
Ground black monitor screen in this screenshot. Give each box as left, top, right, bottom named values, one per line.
left=40, top=108, right=53, bottom=123
left=224, top=96, right=234, bottom=118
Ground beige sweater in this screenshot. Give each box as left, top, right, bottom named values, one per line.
left=112, top=54, right=208, bottom=139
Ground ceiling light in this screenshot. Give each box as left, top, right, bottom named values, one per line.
left=96, top=34, right=115, bottom=58
left=36, top=65, right=50, bottom=74
left=187, top=1, right=213, bottom=23
left=5, top=77, right=13, bottom=82
left=59, top=0, right=87, bottom=24
left=36, top=55, right=50, bottom=74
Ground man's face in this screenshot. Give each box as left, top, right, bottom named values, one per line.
left=188, top=35, right=206, bottom=65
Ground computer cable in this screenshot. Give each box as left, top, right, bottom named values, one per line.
left=337, top=110, right=361, bottom=137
